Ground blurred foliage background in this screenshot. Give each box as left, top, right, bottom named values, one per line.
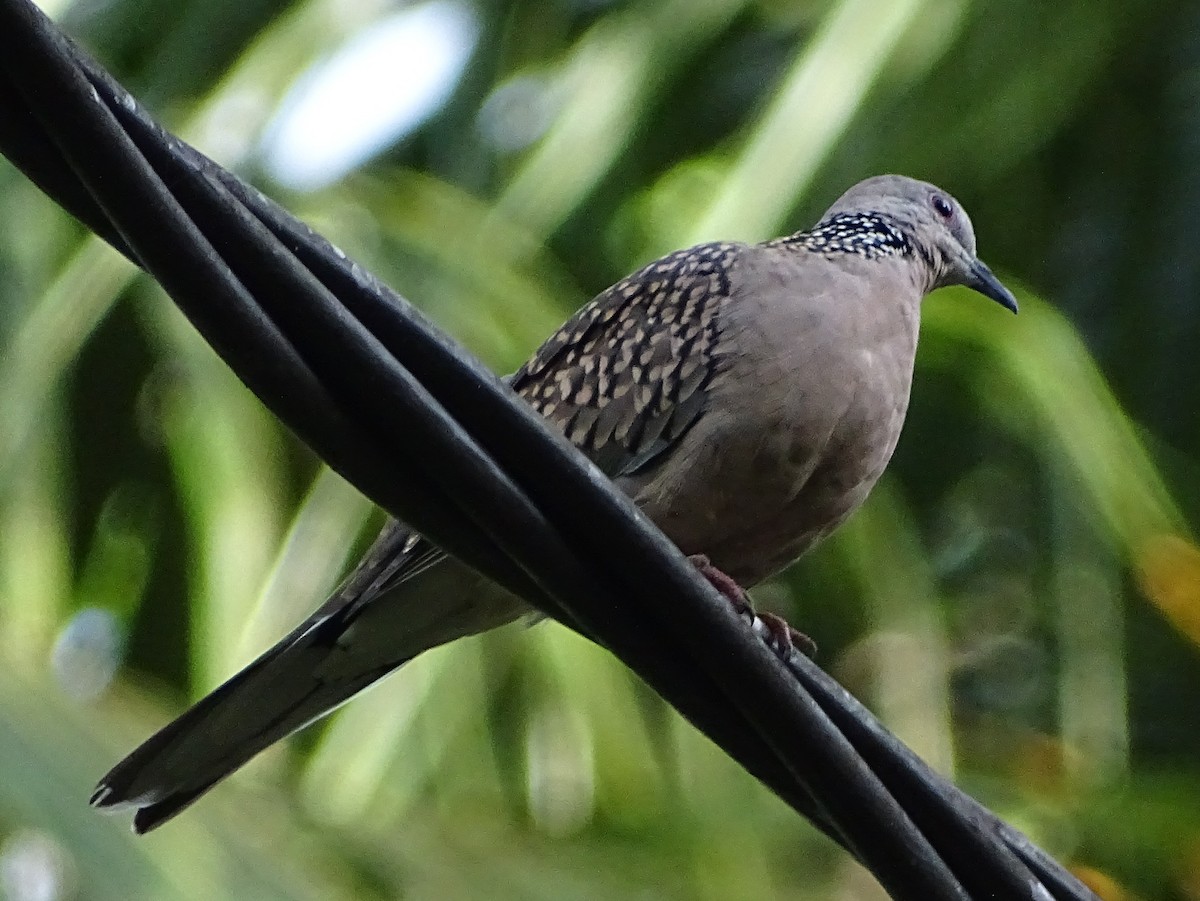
left=1, top=0, right=1199, bottom=897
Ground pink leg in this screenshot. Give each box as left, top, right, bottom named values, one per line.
left=688, top=555, right=816, bottom=658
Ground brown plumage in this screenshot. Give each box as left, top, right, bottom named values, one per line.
left=515, top=241, right=735, bottom=475
left=91, top=175, right=1017, bottom=832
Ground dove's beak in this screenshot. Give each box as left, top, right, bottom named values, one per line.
left=966, top=259, right=1019, bottom=314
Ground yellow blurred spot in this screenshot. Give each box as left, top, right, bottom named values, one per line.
left=1071, top=865, right=1139, bottom=901
left=1137, top=535, right=1200, bottom=648
left=1009, top=731, right=1070, bottom=798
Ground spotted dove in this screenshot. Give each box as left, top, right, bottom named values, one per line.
left=91, top=174, right=1018, bottom=831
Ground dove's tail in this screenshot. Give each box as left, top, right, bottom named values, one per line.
left=91, top=528, right=527, bottom=833
left=90, top=620, right=399, bottom=833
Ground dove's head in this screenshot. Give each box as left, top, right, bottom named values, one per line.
left=821, top=174, right=1018, bottom=313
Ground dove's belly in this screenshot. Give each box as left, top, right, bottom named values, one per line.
left=634, top=389, right=907, bottom=585
left=627, top=296, right=917, bottom=587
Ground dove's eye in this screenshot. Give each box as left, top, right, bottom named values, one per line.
left=930, top=194, right=954, bottom=220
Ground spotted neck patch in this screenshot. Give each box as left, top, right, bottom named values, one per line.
left=768, top=212, right=912, bottom=260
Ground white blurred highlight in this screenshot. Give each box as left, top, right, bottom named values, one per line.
left=50, top=608, right=121, bottom=702
left=263, top=0, right=480, bottom=191
left=0, top=832, right=73, bottom=901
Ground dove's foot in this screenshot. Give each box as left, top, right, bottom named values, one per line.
left=687, top=554, right=816, bottom=658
